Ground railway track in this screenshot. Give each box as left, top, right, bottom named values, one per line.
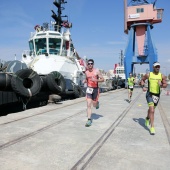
left=0, top=89, right=125, bottom=151
left=70, top=92, right=142, bottom=170
left=0, top=88, right=169, bottom=170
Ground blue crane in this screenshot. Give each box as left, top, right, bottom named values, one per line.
left=124, top=0, right=163, bottom=78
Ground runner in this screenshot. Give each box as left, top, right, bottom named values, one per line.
left=141, top=62, right=167, bottom=135
left=84, top=59, right=104, bottom=127
left=127, top=73, right=135, bottom=102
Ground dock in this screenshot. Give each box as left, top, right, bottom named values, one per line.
left=0, top=86, right=170, bottom=170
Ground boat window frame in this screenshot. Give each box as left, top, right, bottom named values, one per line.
left=34, top=38, right=47, bottom=55
left=48, top=37, right=62, bottom=55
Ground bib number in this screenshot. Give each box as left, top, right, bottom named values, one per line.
left=129, top=86, right=133, bottom=88
left=86, top=87, right=93, bottom=94
left=152, top=95, right=159, bottom=104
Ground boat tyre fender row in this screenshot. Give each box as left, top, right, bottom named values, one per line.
left=46, top=71, right=66, bottom=94
left=11, top=69, right=41, bottom=97
left=0, top=73, right=12, bottom=91
left=73, top=84, right=85, bottom=98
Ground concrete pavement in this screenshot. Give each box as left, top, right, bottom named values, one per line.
left=0, top=87, right=169, bottom=170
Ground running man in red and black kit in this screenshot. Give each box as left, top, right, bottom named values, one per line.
left=84, top=59, right=104, bottom=127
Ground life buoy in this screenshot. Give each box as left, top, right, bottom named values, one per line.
left=62, top=21, right=72, bottom=28
left=11, top=69, right=41, bottom=97
left=46, top=71, right=66, bottom=94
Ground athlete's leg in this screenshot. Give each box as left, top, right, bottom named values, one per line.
left=130, top=90, right=132, bottom=99
left=128, top=89, right=132, bottom=101
left=148, top=106, right=155, bottom=128
left=85, top=98, right=93, bottom=127
left=145, top=92, right=156, bottom=134
left=145, top=109, right=150, bottom=127
left=87, top=98, right=93, bottom=119
left=92, top=88, right=99, bottom=108
left=131, top=89, right=133, bottom=98
left=128, top=88, right=131, bottom=100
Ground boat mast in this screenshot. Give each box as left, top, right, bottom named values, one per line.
left=51, top=0, right=67, bottom=32
left=120, top=50, right=124, bottom=66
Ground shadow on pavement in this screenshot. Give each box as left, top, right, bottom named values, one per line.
left=125, top=99, right=130, bottom=103
left=133, top=118, right=149, bottom=132
left=91, top=113, right=103, bottom=120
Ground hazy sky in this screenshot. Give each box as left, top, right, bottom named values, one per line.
left=0, top=0, right=170, bottom=75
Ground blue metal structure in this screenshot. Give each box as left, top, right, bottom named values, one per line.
left=124, top=23, right=157, bottom=78
left=124, top=0, right=161, bottom=78
left=128, top=0, right=155, bottom=6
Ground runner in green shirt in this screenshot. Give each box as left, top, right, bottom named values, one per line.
left=127, top=73, right=135, bottom=102
left=141, top=62, right=167, bottom=135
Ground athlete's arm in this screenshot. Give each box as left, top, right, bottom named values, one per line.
left=91, top=70, right=104, bottom=82
left=160, top=74, right=168, bottom=88
left=141, top=74, right=149, bottom=85
left=141, top=74, right=149, bottom=91
left=97, top=71, right=104, bottom=82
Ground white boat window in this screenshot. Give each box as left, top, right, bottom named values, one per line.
left=49, top=38, right=61, bottom=55
left=49, top=33, right=61, bottom=36
left=35, top=38, right=47, bottom=55
left=29, top=40, right=34, bottom=51
left=29, top=40, right=35, bottom=56
left=37, top=33, right=46, bottom=36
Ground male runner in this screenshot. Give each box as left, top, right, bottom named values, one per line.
left=127, top=73, right=135, bottom=102
left=84, top=59, right=104, bottom=127
left=141, top=62, right=167, bottom=135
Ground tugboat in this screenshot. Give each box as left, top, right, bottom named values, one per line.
left=112, top=50, right=126, bottom=89
left=112, top=63, right=126, bottom=89
left=0, top=0, right=86, bottom=110
left=21, top=0, right=86, bottom=97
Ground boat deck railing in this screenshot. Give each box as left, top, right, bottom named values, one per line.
left=30, top=24, right=66, bottom=38
left=22, top=48, right=77, bottom=58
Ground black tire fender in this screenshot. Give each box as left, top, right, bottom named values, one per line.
left=11, top=69, right=41, bottom=97
left=46, top=71, right=66, bottom=94
left=73, top=85, right=85, bottom=98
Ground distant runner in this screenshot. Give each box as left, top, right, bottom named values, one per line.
left=84, top=59, right=104, bottom=127
left=127, top=73, right=135, bottom=102
left=141, top=62, right=167, bottom=135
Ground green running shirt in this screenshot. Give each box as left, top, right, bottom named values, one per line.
left=148, top=72, right=162, bottom=94
left=128, top=77, right=135, bottom=86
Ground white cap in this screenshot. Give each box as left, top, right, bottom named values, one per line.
left=153, top=62, right=160, bottom=67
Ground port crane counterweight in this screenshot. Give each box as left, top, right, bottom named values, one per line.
left=124, top=0, right=163, bottom=78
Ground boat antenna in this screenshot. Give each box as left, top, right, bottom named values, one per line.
left=51, top=0, right=67, bottom=32
left=120, top=50, right=124, bottom=66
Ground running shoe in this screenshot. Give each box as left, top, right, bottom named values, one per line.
left=96, top=101, right=99, bottom=109
left=150, top=127, right=155, bottom=135
left=145, top=118, right=150, bottom=127
left=85, top=119, right=92, bottom=127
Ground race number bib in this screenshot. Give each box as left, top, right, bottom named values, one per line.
left=129, top=86, right=133, bottom=88
left=86, top=87, right=93, bottom=94
left=152, top=95, right=159, bottom=104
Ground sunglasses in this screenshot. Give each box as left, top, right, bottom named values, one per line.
left=155, top=66, right=160, bottom=68
left=88, top=62, right=94, bottom=65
